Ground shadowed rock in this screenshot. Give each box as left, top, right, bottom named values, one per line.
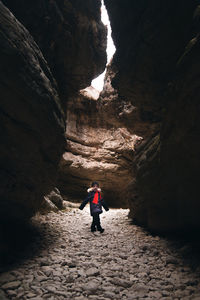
left=105, top=0, right=200, bottom=232
left=0, top=0, right=107, bottom=223
left=2, top=0, right=107, bottom=97
left=0, top=1, right=65, bottom=222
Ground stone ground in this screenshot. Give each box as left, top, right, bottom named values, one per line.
left=1, top=207, right=200, bottom=299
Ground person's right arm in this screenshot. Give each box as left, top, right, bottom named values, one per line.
left=79, top=193, right=91, bottom=210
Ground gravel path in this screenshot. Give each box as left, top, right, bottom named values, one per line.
left=1, top=207, right=200, bottom=299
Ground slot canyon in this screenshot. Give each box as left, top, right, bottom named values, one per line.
left=1, top=0, right=200, bottom=299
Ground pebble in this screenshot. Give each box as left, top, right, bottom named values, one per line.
left=0, top=208, right=200, bottom=299
left=0, top=274, right=16, bottom=285
left=1, top=281, right=21, bottom=290
left=86, top=267, right=100, bottom=277
left=83, top=281, right=99, bottom=294
left=0, top=290, right=9, bottom=300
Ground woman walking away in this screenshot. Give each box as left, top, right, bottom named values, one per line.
left=79, top=182, right=109, bottom=233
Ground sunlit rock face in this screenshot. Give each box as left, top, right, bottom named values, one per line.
left=58, top=85, right=142, bottom=207
left=0, top=0, right=106, bottom=222
left=105, top=0, right=200, bottom=232
left=3, top=0, right=107, bottom=97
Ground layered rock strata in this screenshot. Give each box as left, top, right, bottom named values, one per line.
left=0, top=0, right=106, bottom=222
left=3, top=0, right=107, bottom=97
left=58, top=86, right=142, bottom=207
left=0, top=2, right=65, bottom=222
left=105, top=0, right=200, bottom=232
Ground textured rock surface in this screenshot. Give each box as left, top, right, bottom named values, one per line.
left=45, top=188, right=64, bottom=210
left=1, top=208, right=200, bottom=299
left=40, top=197, right=59, bottom=215
left=0, top=2, right=65, bottom=222
left=58, top=90, right=142, bottom=207
left=40, top=188, right=65, bottom=214
left=1, top=0, right=200, bottom=234
left=3, top=0, right=107, bottom=96
left=104, top=0, right=200, bottom=232
left=98, top=62, right=158, bottom=137
left=0, top=0, right=106, bottom=222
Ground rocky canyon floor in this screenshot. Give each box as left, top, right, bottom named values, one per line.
left=1, top=207, right=200, bottom=300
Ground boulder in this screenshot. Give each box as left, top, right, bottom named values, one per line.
left=45, top=188, right=64, bottom=210
left=40, top=197, right=59, bottom=215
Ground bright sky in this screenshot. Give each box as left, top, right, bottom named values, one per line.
left=91, top=0, right=116, bottom=92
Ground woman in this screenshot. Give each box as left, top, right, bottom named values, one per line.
left=79, top=181, right=109, bottom=233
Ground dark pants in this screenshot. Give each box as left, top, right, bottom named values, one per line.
left=91, top=213, right=102, bottom=231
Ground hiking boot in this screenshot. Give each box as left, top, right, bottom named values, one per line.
left=91, top=227, right=96, bottom=232
left=99, top=228, right=104, bottom=233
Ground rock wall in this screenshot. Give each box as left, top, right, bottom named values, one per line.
left=0, top=1, right=65, bottom=222
left=3, top=0, right=107, bottom=97
left=105, top=0, right=200, bottom=232
left=2, top=0, right=200, bottom=234
left=0, top=0, right=106, bottom=222
left=58, top=85, right=142, bottom=207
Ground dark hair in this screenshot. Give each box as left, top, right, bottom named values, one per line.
left=91, top=181, right=99, bottom=187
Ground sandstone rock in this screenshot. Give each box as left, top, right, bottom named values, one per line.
left=3, top=0, right=107, bottom=96
left=40, top=197, right=59, bottom=215
left=0, top=0, right=107, bottom=226
left=0, top=209, right=199, bottom=299
left=104, top=0, right=200, bottom=233
left=63, top=201, right=80, bottom=209
left=83, top=281, right=99, bottom=294
left=58, top=91, right=140, bottom=207
left=41, top=266, right=53, bottom=276
left=86, top=267, right=100, bottom=277
left=36, top=276, right=47, bottom=283
left=39, top=258, right=50, bottom=267
left=46, top=286, right=57, bottom=293
left=27, top=297, right=43, bottom=300
left=131, top=283, right=149, bottom=298
left=0, top=273, right=16, bottom=284
left=0, top=1, right=65, bottom=222
left=148, top=291, right=162, bottom=298
left=0, top=290, right=9, bottom=300
left=166, top=257, right=178, bottom=265
left=65, top=275, right=74, bottom=283
left=1, top=280, right=21, bottom=290
left=74, top=297, right=88, bottom=300
left=45, top=188, right=64, bottom=210
left=110, top=278, right=131, bottom=288
left=26, top=292, right=37, bottom=298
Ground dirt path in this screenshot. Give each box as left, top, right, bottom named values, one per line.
left=0, top=207, right=200, bottom=299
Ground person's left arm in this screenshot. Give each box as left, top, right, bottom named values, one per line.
left=101, top=198, right=109, bottom=211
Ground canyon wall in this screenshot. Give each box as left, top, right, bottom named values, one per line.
left=58, top=81, right=142, bottom=207
left=105, top=0, right=200, bottom=232
left=3, top=0, right=107, bottom=97
left=0, top=0, right=106, bottom=222
left=1, top=0, right=200, bottom=234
